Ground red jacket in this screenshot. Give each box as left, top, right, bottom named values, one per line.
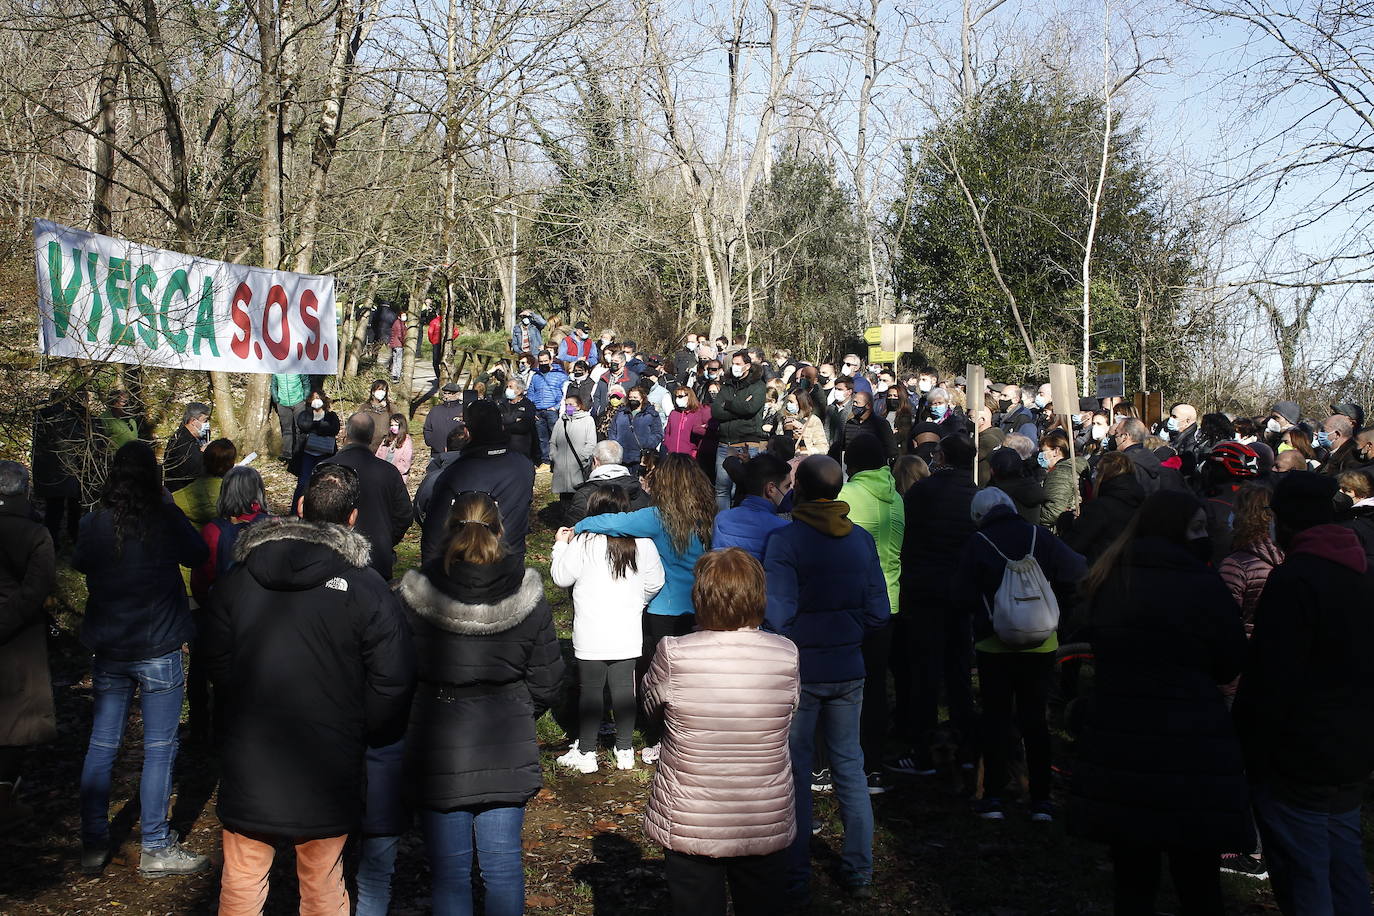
left=427, top=316, right=460, bottom=346
left=388, top=318, right=405, bottom=348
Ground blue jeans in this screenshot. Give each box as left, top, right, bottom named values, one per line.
left=715, top=443, right=761, bottom=510
left=79, top=650, right=184, bottom=850
left=422, top=804, right=526, bottom=916
left=356, top=834, right=400, bottom=916
left=535, top=408, right=560, bottom=463
left=1252, top=783, right=1374, bottom=915
left=787, top=679, right=873, bottom=896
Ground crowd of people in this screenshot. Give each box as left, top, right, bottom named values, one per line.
left=5, top=320, right=1374, bottom=916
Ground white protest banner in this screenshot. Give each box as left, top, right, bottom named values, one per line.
left=1094, top=359, right=1126, bottom=399
left=35, top=219, right=337, bottom=375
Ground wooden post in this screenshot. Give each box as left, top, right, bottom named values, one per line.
left=966, top=363, right=985, bottom=485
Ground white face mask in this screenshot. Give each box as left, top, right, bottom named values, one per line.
left=731, top=364, right=746, bottom=378
left=1091, top=425, right=1107, bottom=441
left=505, top=388, right=517, bottom=400
left=310, top=399, right=323, bottom=410
left=842, top=364, right=857, bottom=377
left=918, top=380, right=933, bottom=393
left=373, top=390, right=386, bottom=401
left=675, top=396, right=689, bottom=408
left=1267, top=418, right=1283, bottom=434
left=786, top=402, right=799, bottom=415
left=876, top=382, right=890, bottom=394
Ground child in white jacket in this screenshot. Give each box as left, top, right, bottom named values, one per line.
left=551, top=486, right=665, bottom=772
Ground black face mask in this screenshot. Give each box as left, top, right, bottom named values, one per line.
left=887, top=397, right=900, bottom=409
left=1335, top=491, right=1355, bottom=515
left=1187, top=537, right=1212, bottom=563
left=998, top=398, right=1013, bottom=411
left=538, top=364, right=550, bottom=373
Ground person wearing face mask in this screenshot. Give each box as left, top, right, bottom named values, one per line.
left=817, top=363, right=838, bottom=404
left=1037, top=429, right=1087, bottom=534
left=422, top=382, right=466, bottom=463
left=839, top=354, right=873, bottom=396
left=549, top=394, right=597, bottom=515
left=609, top=386, right=664, bottom=476
left=1318, top=414, right=1364, bottom=476
left=527, top=349, right=570, bottom=466
left=362, top=381, right=393, bottom=452
left=712, top=453, right=792, bottom=560
left=710, top=353, right=768, bottom=510
left=695, top=360, right=724, bottom=403
left=500, top=377, right=540, bottom=464
left=672, top=333, right=702, bottom=381
left=510, top=309, right=546, bottom=356
left=825, top=379, right=855, bottom=443
left=881, top=383, right=915, bottom=455
left=780, top=391, right=828, bottom=457
left=663, top=387, right=712, bottom=460
left=828, top=392, right=898, bottom=467
left=559, top=320, right=599, bottom=370
left=917, top=387, right=965, bottom=436
left=972, top=407, right=1006, bottom=485
left=164, top=403, right=212, bottom=493
left=376, top=413, right=413, bottom=477
left=1070, top=490, right=1249, bottom=912
left=288, top=390, right=340, bottom=509
left=565, top=359, right=596, bottom=410
left=593, top=354, right=639, bottom=417
left=1234, top=472, right=1374, bottom=915
left=1000, top=385, right=1040, bottom=441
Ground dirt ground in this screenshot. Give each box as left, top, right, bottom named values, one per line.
left=0, top=404, right=1305, bottom=915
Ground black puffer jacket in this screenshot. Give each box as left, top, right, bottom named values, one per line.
left=1061, top=473, right=1145, bottom=564
left=711, top=365, right=766, bottom=444
left=1068, top=536, right=1250, bottom=852
left=422, top=443, right=536, bottom=564
left=900, top=467, right=977, bottom=609
left=398, top=555, right=564, bottom=810
left=992, top=474, right=1049, bottom=523
left=203, top=518, right=416, bottom=839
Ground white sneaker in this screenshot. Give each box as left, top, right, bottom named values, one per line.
left=556, top=743, right=599, bottom=774
left=614, top=748, right=635, bottom=770
left=640, top=743, right=661, bottom=764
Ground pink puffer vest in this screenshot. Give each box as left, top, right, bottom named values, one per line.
left=642, top=628, right=799, bottom=857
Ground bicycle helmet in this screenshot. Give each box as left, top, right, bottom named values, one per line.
left=1207, top=440, right=1260, bottom=478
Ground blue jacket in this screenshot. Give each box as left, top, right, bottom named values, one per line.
left=575, top=506, right=702, bottom=616
left=609, top=405, right=664, bottom=464
left=510, top=312, right=546, bottom=355
left=713, top=496, right=789, bottom=560
left=73, top=502, right=209, bottom=660
left=527, top=364, right=569, bottom=410
left=763, top=502, right=890, bottom=683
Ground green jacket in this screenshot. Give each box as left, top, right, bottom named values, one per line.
left=711, top=366, right=767, bottom=444
left=99, top=411, right=139, bottom=453
left=1040, top=455, right=1087, bottom=531
left=839, top=466, right=905, bottom=615
left=271, top=373, right=309, bottom=408
left=172, top=476, right=222, bottom=596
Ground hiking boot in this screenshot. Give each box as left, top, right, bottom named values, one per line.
left=866, top=771, right=890, bottom=795
left=139, top=831, right=210, bottom=878
left=81, top=842, right=110, bottom=875
left=0, top=780, right=33, bottom=830
left=613, top=748, right=635, bottom=771
left=1029, top=800, right=1055, bottom=823
left=640, top=743, right=661, bottom=765
left=1219, top=853, right=1268, bottom=880
left=972, top=798, right=1005, bottom=821
left=556, top=743, right=599, bottom=774
left=886, top=755, right=936, bottom=777
left=810, top=768, right=833, bottom=792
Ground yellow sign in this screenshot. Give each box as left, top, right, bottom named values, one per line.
left=864, top=326, right=898, bottom=363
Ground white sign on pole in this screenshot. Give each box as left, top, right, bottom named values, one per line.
left=1094, top=359, right=1126, bottom=399
left=35, top=219, right=337, bottom=375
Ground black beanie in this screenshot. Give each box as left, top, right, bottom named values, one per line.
left=845, top=433, right=886, bottom=476
left=1272, top=470, right=1338, bottom=532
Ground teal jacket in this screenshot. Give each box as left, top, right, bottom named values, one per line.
left=271, top=373, right=309, bottom=408
left=575, top=506, right=704, bottom=616
left=838, top=467, right=905, bottom=615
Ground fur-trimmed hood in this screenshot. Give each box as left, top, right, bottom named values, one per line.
left=234, top=517, right=372, bottom=590
left=399, top=566, right=544, bottom=635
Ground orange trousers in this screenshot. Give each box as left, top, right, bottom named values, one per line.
left=219, top=828, right=349, bottom=916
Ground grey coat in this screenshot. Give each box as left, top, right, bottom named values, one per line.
left=549, top=412, right=597, bottom=495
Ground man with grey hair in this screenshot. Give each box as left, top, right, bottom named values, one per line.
left=566, top=439, right=651, bottom=525
left=0, top=460, right=57, bottom=828
left=164, top=402, right=211, bottom=492
left=319, top=412, right=413, bottom=580
left=1112, top=416, right=1168, bottom=494
left=1320, top=413, right=1364, bottom=476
